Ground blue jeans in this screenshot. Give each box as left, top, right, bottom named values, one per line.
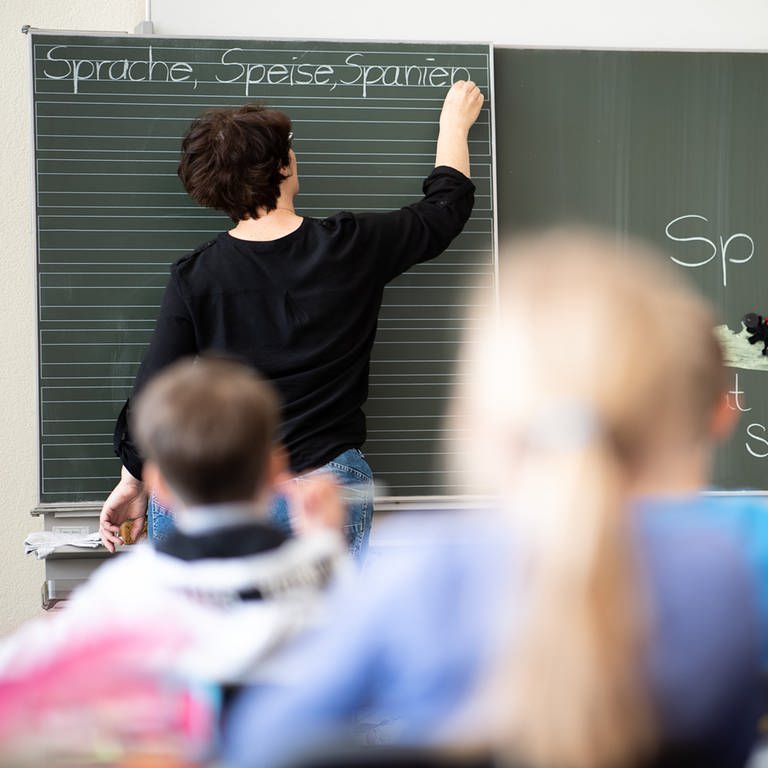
left=147, top=448, right=374, bottom=559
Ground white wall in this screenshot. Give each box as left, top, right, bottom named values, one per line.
left=1, top=0, right=766, bottom=637
left=151, top=0, right=768, bottom=51
left=0, top=0, right=144, bottom=637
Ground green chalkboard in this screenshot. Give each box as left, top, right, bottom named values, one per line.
left=31, top=32, right=495, bottom=503
left=494, top=47, right=768, bottom=491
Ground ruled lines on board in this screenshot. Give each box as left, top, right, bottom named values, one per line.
left=33, top=34, right=496, bottom=500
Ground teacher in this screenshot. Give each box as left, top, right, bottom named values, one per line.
left=99, top=80, right=484, bottom=557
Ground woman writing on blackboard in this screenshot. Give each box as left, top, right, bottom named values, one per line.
left=99, top=79, right=484, bottom=556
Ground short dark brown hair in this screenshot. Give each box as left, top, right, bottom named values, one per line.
left=132, top=356, right=279, bottom=505
left=177, top=104, right=292, bottom=223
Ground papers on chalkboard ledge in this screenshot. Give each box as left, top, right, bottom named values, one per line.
left=24, top=531, right=102, bottom=559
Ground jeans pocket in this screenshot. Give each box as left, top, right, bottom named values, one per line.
left=147, top=494, right=176, bottom=543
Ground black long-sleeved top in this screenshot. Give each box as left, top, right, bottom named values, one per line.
left=114, top=165, right=475, bottom=478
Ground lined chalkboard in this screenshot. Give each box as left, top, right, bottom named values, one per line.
left=494, top=48, right=768, bottom=491
left=31, top=33, right=495, bottom=503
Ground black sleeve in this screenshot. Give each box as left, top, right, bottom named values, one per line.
left=361, top=165, right=476, bottom=283
left=113, top=270, right=197, bottom=479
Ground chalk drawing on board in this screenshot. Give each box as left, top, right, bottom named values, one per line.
left=715, top=324, right=768, bottom=372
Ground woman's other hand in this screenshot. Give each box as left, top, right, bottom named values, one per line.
left=99, top=466, right=148, bottom=552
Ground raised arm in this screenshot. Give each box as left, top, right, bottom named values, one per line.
left=434, top=80, right=485, bottom=177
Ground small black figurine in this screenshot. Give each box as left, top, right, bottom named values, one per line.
left=743, top=312, right=768, bottom=355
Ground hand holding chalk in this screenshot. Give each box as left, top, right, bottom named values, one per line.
left=440, top=79, right=484, bottom=135
left=435, top=80, right=484, bottom=178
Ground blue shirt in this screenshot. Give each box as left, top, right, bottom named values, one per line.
left=224, top=497, right=764, bottom=768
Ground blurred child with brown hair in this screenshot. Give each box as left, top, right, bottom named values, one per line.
left=0, top=356, right=349, bottom=765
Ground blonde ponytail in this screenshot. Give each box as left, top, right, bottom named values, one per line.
left=497, top=435, right=655, bottom=768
